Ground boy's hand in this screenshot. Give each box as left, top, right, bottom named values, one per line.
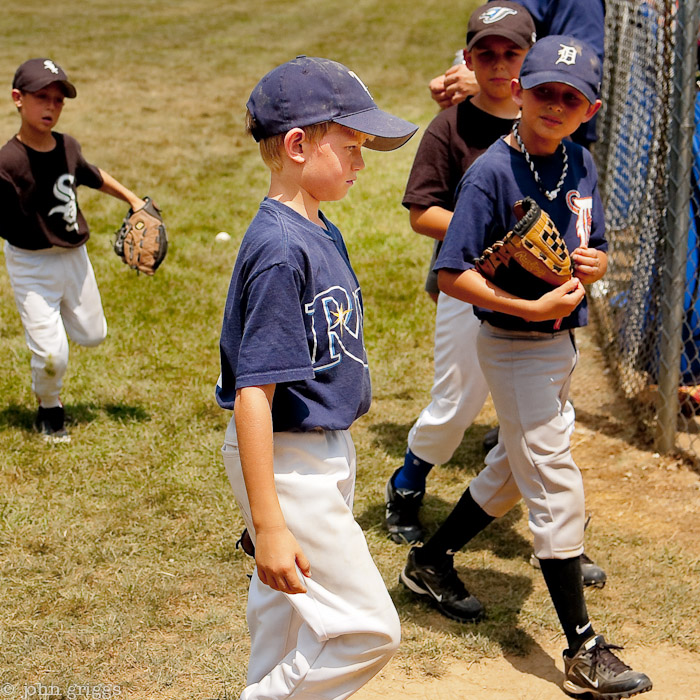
left=429, top=64, right=478, bottom=109
left=527, top=278, right=585, bottom=323
left=254, top=526, right=311, bottom=594
left=572, top=247, right=607, bottom=285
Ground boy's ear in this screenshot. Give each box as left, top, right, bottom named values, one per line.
left=283, top=128, right=307, bottom=164
left=11, top=88, right=23, bottom=108
left=510, top=78, right=524, bottom=107
left=582, top=99, right=602, bottom=123
left=464, top=50, right=474, bottom=72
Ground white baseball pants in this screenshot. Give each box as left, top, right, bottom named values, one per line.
left=222, top=419, right=400, bottom=700
left=470, top=323, right=585, bottom=560
left=4, top=242, right=107, bottom=407
left=407, top=292, right=490, bottom=465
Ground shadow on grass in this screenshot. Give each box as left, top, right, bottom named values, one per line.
left=368, top=420, right=497, bottom=465
left=0, top=401, right=151, bottom=431
left=392, top=563, right=563, bottom=689
left=574, top=405, right=651, bottom=448
left=358, top=498, right=532, bottom=563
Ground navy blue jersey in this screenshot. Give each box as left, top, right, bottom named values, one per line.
left=435, top=137, right=607, bottom=332
left=217, top=198, right=371, bottom=432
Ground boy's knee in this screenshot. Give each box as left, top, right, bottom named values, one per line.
left=73, top=318, right=108, bottom=347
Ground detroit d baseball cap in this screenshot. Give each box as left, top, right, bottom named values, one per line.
left=466, top=2, right=537, bottom=51
left=247, top=56, right=418, bottom=151
left=519, top=35, right=602, bottom=104
left=12, top=58, right=77, bottom=98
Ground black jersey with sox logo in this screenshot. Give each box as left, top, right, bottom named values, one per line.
left=0, top=132, right=103, bottom=249
left=217, top=198, right=372, bottom=432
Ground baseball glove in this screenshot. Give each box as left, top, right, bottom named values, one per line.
left=114, top=197, right=168, bottom=275
left=475, top=197, right=572, bottom=292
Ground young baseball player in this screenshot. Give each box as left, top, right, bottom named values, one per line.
left=400, top=37, right=653, bottom=698
left=386, top=2, right=607, bottom=589
left=217, top=56, right=417, bottom=700
left=0, top=58, right=146, bottom=443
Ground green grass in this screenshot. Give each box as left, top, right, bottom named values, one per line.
left=1, top=2, right=699, bottom=699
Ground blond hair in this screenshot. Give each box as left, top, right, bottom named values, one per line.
left=246, top=111, right=361, bottom=171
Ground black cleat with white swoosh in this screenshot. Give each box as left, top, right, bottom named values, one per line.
left=563, top=635, right=652, bottom=699
left=400, top=546, right=484, bottom=623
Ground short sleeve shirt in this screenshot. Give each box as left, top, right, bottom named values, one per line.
left=0, top=133, right=103, bottom=249
left=435, top=137, right=607, bottom=332
left=402, top=97, right=515, bottom=212
left=217, top=198, right=372, bottom=432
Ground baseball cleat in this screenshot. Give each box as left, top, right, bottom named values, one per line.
left=34, top=405, right=70, bottom=444
left=400, top=546, right=484, bottom=623
left=236, top=528, right=255, bottom=557
left=563, top=635, right=652, bottom=699
left=530, top=552, right=607, bottom=588
left=482, top=426, right=499, bottom=451
left=385, top=468, right=425, bottom=544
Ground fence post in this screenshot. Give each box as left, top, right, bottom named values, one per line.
left=656, top=0, right=700, bottom=452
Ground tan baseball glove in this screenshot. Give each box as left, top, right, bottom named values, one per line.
left=475, top=197, right=572, bottom=289
left=114, top=197, right=168, bottom=275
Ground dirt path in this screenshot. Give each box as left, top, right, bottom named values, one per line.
left=357, top=642, right=699, bottom=700
left=358, top=323, right=700, bottom=700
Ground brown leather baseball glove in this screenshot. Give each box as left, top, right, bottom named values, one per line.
left=114, top=197, right=168, bottom=275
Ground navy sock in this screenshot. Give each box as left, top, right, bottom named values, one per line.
left=394, top=449, right=434, bottom=491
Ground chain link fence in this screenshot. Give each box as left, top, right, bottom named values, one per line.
left=592, top=0, right=700, bottom=460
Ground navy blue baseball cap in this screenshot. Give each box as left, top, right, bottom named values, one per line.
left=519, top=35, right=602, bottom=104
left=13, top=58, right=77, bottom=98
left=247, top=56, right=418, bottom=151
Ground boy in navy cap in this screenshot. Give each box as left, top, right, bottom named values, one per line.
left=400, top=37, right=652, bottom=698
left=217, top=56, right=416, bottom=700
left=0, top=58, right=146, bottom=442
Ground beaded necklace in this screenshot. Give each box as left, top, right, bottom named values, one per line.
left=512, top=120, right=568, bottom=201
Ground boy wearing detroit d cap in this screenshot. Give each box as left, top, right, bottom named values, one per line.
left=0, top=58, right=146, bottom=442
left=217, top=56, right=416, bottom=700
left=400, top=37, right=652, bottom=698
left=387, top=0, right=606, bottom=589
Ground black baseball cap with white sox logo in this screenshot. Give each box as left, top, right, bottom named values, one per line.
left=519, top=35, right=602, bottom=104
left=466, top=2, right=537, bottom=51
left=247, top=56, right=418, bottom=151
left=12, top=58, right=77, bottom=98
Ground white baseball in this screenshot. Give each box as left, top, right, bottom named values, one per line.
left=215, top=231, right=231, bottom=242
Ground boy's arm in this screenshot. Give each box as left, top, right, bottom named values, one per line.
left=438, top=268, right=586, bottom=323
left=409, top=204, right=453, bottom=241
left=234, top=384, right=311, bottom=594
left=97, top=168, right=145, bottom=211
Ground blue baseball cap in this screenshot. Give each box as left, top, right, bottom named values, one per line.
left=247, top=56, right=418, bottom=151
left=519, top=35, right=602, bottom=104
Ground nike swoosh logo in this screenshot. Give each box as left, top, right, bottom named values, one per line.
left=579, top=671, right=599, bottom=689
left=576, top=622, right=592, bottom=635
left=424, top=582, right=443, bottom=602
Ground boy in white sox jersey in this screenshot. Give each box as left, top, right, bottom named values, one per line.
left=217, top=56, right=416, bottom=700
left=400, top=37, right=652, bottom=699
left=0, top=58, right=146, bottom=442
